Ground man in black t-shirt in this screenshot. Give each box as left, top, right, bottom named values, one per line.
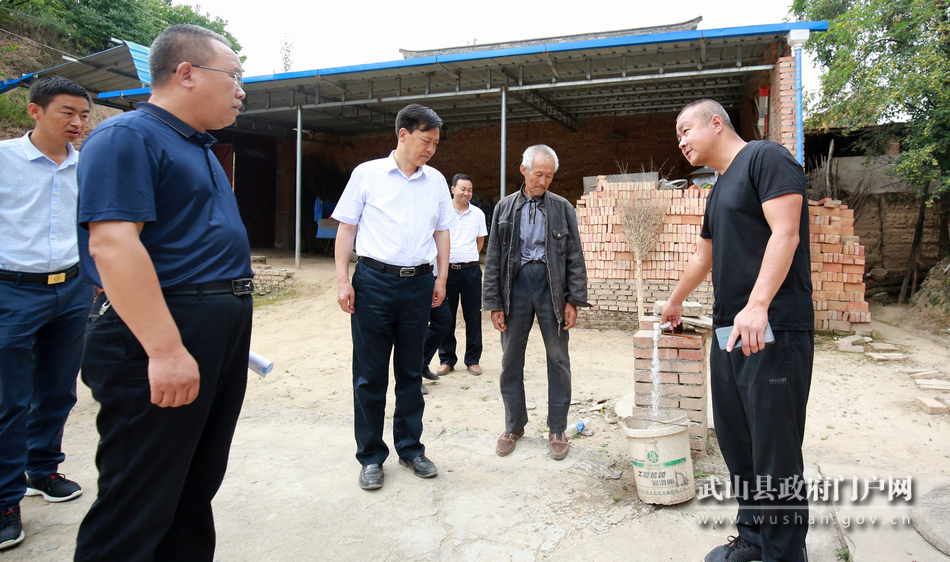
left=662, top=99, right=813, bottom=562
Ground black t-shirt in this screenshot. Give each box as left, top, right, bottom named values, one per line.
left=700, top=141, right=814, bottom=331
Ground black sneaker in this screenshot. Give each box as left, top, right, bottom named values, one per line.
left=0, top=506, right=24, bottom=551
left=25, top=473, right=82, bottom=503
left=704, top=535, right=762, bottom=562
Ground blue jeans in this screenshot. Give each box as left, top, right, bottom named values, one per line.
left=498, top=262, right=571, bottom=434
left=351, top=261, right=432, bottom=465
left=438, top=266, right=483, bottom=367
left=0, top=274, right=92, bottom=509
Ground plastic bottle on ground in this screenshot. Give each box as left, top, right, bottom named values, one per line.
left=564, top=418, right=591, bottom=437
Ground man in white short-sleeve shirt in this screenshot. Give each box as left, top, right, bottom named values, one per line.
left=422, top=174, right=488, bottom=382
left=332, top=103, right=456, bottom=491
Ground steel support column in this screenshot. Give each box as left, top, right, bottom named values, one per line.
left=793, top=43, right=804, bottom=165
left=500, top=87, right=507, bottom=198
left=295, top=106, right=302, bottom=268
left=787, top=29, right=810, bottom=165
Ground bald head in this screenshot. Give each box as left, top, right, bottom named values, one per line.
left=676, top=99, right=734, bottom=132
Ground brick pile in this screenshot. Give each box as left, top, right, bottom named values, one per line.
left=808, top=199, right=872, bottom=335
left=631, top=328, right=709, bottom=453
left=576, top=178, right=713, bottom=317
left=250, top=256, right=296, bottom=291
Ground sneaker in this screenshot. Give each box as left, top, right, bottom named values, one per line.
left=0, top=506, right=24, bottom=551
left=704, top=535, right=762, bottom=562
left=25, top=473, right=82, bottom=503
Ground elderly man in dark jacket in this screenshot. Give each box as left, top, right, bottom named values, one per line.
left=483, top=144, right=589, bottom=460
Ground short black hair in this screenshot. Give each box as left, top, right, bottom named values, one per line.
left=395, top=103, right=443, bottom=136
left=149, top=24, right=232, bottom=88
left=28, top=76, right=92, bottom=111
left=452, top=173, right=473, bottom=187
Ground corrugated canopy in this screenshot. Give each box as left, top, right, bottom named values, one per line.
left=96, top=21, right=826, bottom=138
left=0, top=41, right=149, bottom=96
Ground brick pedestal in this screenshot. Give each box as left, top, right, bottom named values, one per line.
left=632, top=325, right=708, bottom=453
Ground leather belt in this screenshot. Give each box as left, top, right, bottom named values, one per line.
left=360, top=257, right=433, bottom=278
left=449, top=262, right=480, bottom=270
left=524, top=260, right=546, bottom=265
left=162, top=278, right=254, bottom=296
left=0, top=265, right=79, bottom=285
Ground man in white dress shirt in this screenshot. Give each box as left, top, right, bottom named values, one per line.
left=0, top=76, right=92, bottom=551
left=332, top=104, right=457, bottom=490
left=422, top=174, right=488, bottom=381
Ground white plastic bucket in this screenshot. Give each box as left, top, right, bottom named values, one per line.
left=621, top=409, right=695, bottom=505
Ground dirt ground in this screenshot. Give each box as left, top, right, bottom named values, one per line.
left=7, top=251, right=950, bottom=561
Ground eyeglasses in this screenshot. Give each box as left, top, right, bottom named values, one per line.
left=190, top=64, right=243, bottom=89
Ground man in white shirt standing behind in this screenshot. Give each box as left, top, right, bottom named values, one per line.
left=0, top=76, right=92, bottom=551
left=422, top=174, right=488, bottom=380
left=333, top=104, right=457, bottom=491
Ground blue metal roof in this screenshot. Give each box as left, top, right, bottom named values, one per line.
left=98, top=21, right=828, bottom=101
left=0, top=40, right=149, bottom=99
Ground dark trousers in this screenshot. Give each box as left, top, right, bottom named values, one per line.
left=351, top=261, right=432, bottom=465
left=75, top=291, right=253, bottom=562
left=438, top=265, right=483, bottom=367
left=0, top=274, right=92, bottom=509
left=710, top=329, right=813, bottom=562
left=499, top=262, right=571, bottom=434
left=422, top=298, right=452, bottom=368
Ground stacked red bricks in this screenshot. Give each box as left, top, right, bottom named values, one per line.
left=808, top=199, right=872, bottom=335
left=630, top=330, right=709, bottom=453
left=576, top=177, right=713, bottom=317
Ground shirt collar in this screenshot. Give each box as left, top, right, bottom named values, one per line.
left=20, top=132, right=78, bottom=166
left=454, top=201, right=471, bottom=216
left=518, top=186, right=546, bottom=207
left=136, top=102, right=218, bottom=148
left=385, top=150, right=427, bottom=180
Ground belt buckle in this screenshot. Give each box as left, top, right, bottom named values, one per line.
left=47, top=272, right=66, bottom=284
left=450, top=264, right=462, bottom=270
left=231, top=279, right=254, bottom=295
left=399, top=267, right=415, bottom=277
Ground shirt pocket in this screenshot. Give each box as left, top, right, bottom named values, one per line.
left=498, top=220, right=513, bottom=248
left=551, top=228, right=569, bottom=254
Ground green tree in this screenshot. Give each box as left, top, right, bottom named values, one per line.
left=3, top=0, right=241, bottom=55
left=793, top=0, right=950, bottom=298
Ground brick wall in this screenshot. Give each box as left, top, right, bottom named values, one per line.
left=272, top=112, right=695, bottom=249
left=856, top=193, right=945, bottom=275
left=768, top=51, right=797, bottom=152
left=632, top=328, right=709, bottom=453
left=576, top=179, right=713, bottom=322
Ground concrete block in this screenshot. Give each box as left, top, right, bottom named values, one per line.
left=652, top=300, right=703, bottom=317
left=867, top=342, right=899, bottom=351
left=867, top=352, right=908, bottom=361
left=837, top=345, right=865, bottom=353
left=915, top=396, right=949, bottom=415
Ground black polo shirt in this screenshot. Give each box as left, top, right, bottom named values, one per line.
left=77, top=102, right=252, bottom=288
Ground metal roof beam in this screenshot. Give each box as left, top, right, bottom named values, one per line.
left=508, top=89, right=576, bottom=131
left=543, top=53, right=560, bottom=81
left=239, top=65, right=772, bottom=118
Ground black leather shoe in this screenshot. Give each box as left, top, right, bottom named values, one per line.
left=359, top=464, right=384, bottom=490
left=398, top=455, right=438, bottom=478
left=422, top=368, right=440, bottom=381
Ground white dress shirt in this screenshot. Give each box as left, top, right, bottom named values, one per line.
left=0, top=132, right=80, bottom=273
left=333, top=152, right=457, bottom=266
left=449, top=203, right=487, bottom=263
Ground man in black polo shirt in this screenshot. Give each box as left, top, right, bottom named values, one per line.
left=74, top=25, right=252, bottom=562
left=662, top=99, right=813, bottom=562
